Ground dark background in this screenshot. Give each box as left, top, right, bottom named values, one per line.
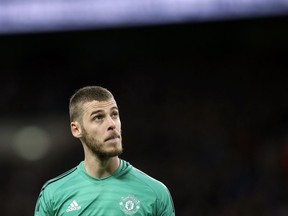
left=0, top=14, right=288, bottom=215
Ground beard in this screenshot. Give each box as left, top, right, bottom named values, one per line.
left=81, top=128, right=123, bottom=159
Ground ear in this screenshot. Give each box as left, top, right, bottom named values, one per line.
left=70, top=121, right=82, bottom=138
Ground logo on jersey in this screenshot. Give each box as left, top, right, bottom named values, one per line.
left=119, top=194, right=140, bottom=215
left=66, top=200, right=81, bottom=212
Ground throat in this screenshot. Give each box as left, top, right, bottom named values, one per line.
left=83, top=157, right=120, bottom=178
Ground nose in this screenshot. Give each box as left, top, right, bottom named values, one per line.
left=107, top=116, right=117, bottom=130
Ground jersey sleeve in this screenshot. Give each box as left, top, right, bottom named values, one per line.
left=156, top=184, right=176, bottom=216
left=34, top=186, right=54, bottom=216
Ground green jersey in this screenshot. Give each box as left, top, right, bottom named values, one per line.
left=34, top=159, right=175, bottom=216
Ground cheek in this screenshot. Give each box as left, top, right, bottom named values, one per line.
left=88, top=127, right=100, bottom=135
left=117, top=119, right=121, bottom=127
left=116, top=123, right=122, bottom=132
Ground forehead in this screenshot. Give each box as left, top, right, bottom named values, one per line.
left=82, top=99, right=118, bottom=113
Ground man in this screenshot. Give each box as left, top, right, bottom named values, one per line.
left=34, top=85, right=175, bottom=215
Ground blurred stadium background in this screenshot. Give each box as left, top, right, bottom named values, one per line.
left=1, top=0, right=288, bottom=215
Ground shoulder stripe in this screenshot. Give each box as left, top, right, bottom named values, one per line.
left=40, top=167, right=77, bottom=192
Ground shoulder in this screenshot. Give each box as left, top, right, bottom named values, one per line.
left=128, top=166, right=175, bottom=212
left=129, top=166, right=170, bottom=194
left=40, top=165, right=78, bottom=194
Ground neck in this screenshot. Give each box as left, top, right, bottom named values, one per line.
left=84, top=155, right=120, bottom=178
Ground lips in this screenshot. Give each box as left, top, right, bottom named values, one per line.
left=105, top=134, right=120, bottom=142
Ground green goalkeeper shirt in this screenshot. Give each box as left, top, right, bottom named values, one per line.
left=34, top=159, right=175, bottom=216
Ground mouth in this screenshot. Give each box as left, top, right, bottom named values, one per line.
left=105, top=134, right=120, bottom=142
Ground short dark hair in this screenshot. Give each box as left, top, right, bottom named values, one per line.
left=69, top=86, right=114, bottom=121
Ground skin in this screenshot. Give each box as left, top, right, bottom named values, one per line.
left=70, top=98, right=122, bottom=179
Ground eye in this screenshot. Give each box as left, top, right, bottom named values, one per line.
left=93, top=114, right=104, bottom=122
left=111, top=110, right=119, bottom=118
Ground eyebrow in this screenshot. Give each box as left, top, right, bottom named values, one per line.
left=90, top=106, right=118, bottom=116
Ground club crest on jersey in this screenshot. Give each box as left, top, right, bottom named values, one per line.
left=119, top=194, right=140, bottom=215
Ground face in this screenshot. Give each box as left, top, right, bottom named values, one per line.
left=74, top=99, right=123, bottom=159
